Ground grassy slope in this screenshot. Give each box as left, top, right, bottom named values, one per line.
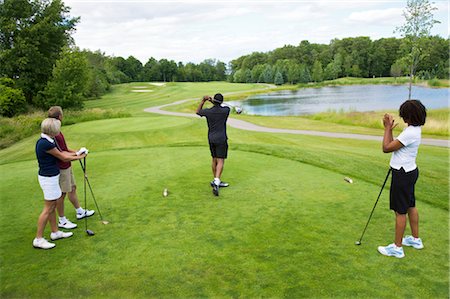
left=83, top=82, right=269, bottom=115
left=0, top=82, right=448, bottom=298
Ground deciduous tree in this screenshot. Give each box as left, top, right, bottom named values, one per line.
left=396, top=0, right=439, bottom=99
left=0, top=0, right=78, bottom=102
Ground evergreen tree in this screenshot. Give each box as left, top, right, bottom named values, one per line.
left=311, top=61, right=323, bottom=82
left=274, top=71, right=284, bottom=85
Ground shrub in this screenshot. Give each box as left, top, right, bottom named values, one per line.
left=428, top=78, right=443, bottom=87
left=0, top=85, right=27, bottom=117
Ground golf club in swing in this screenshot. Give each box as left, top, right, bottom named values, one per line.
left=221, top=102, right=243, bottom=114
left=82, top=157, right=95, bottom=236
left=79, top=158, right=109, bottom=225
left=355, top=168, right=392, bottom=246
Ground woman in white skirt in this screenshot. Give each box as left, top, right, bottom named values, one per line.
left=33, top=118, right=86, bottom=249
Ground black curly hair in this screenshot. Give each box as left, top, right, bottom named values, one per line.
left=399, top=100, right=427, bottom=126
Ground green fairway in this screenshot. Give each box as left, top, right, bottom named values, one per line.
left=0, top=82, right=448, bottom=298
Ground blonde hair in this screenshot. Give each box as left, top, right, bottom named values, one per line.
left=41, top=118, right=61, bottom=137
left=48, top=106, right=63, bottom=119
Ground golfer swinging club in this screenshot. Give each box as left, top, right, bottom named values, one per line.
left=196, top=93, right=230, bottom=196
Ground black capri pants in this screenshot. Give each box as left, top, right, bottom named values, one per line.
left=390, top=167, right=419, bottom=214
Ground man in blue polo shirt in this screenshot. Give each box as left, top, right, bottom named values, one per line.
left=196, top=93, right=230, bottom=196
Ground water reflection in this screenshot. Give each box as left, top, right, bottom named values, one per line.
left=228, top=85, right=449, bottom=116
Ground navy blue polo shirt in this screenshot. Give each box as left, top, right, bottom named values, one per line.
left=35, top=137, right=59, bottom=177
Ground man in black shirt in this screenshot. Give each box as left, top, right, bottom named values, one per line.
left=196, top=93, right=230, bottom=196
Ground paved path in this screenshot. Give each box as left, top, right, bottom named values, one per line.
left=144, top=99, right=449, bottom=148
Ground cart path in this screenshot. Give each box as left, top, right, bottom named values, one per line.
left=144, top=98, right=449, bottom=148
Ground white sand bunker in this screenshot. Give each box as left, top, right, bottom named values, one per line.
left=131, top=90, right=153, bottom=92
left=149, top=82, right=166, bottom=86
left=132, top=86, right=150, bottom=89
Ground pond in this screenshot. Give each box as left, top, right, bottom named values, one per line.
left=228, top=85, right=449, bottom=116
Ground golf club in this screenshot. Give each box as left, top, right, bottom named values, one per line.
left=355, top=168, right=392, bottom=246
left=79, top=158, right=109, bottom=225
left=221, top=102, right=243, bottom=114
left=82, top=157, right=95, bottom=236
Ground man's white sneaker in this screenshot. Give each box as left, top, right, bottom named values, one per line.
left=50, top=231, right=73, bottom=241
left=33, top=238, right=56, bottom=249
left=377, top=243, right=405, bottom=258
left=76, top=209, right=95, bottom=220
left=58, top=219, right=77, bottom=229
left=402, top=236, right=424, bottom=249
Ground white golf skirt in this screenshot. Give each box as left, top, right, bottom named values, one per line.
left=38, top=174, right=62, bottom=201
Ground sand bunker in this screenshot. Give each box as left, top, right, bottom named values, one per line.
left=149, top=82, right=166, bottom=86
left=131, top=90, right=153, bottom=92
left=132, top=86, right=150, bottom=89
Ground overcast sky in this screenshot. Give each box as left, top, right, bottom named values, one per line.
left=65, top=0, right=449, bottom=64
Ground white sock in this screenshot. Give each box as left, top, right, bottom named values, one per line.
left=76, top=207, right=84, bottom=214
left=214, top=178, right=221, bottom=185
left=59, top=216, right=67, bottom=223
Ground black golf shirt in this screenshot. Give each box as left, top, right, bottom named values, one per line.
left=198, top=105, right=230, bottom=143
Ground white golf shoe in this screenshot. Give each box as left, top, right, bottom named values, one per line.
left=50, top=231, right=73, bottom=241
left=76, top=209, right=95, bottom=220
left=58, top=219, right=77, bottom=229
left=33, top=238, right=56, bottom=249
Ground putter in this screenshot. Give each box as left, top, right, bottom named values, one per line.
left=355, top=168, right=392, bottom=245
left=79, top=159, right=109, bottom=225
left=82, top=157, right=95, bottom=236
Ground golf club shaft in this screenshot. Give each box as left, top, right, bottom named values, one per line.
left=357, top=168, right=392, bottom=243
left=78, top=158, right=105, bottom=220
left=222, top=102, right=238, bottom=109
left=83, top=157, right=88, bottom=232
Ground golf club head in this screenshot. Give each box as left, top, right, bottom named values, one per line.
left=355, top=241, right=361, bottom=246
left=86, top=229, right=95, bottom=236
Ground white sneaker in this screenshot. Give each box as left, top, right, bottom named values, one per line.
left=76, top=209, right=95, bottom=220
left=402, top=236, right=424, bottom=249
left=58, top=219, right=77, bottom=229
left=50, top=231, right=73, bottom=241
left=377, top=243, right=405, bottom=258
left=33, top=238, right=56, bottom=249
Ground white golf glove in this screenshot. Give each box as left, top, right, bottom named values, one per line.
left=76, top=147, right=89, bottom=156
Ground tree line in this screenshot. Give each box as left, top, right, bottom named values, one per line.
left=0, top=0, right=227, bottom=115
left=0, top=0, right=448, bottom=117
left=229, top=36, right=449, bottom=85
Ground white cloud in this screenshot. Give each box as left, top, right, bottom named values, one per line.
left=65, top=1, right=449, bottom=64
left=347, top=8, right=403, bottom=25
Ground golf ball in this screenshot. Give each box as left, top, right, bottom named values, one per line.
left=355, top=241, right=361, bottom=245
left=235, top=107, right=242, bottom=114
left=163, top=188, right=168, bottom=197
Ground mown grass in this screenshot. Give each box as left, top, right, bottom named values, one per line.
left=84, top=81, right=271, bottom=115
left=0, top=81, right=448, bottom=298
left=0, top=115, right=448, bottom=298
